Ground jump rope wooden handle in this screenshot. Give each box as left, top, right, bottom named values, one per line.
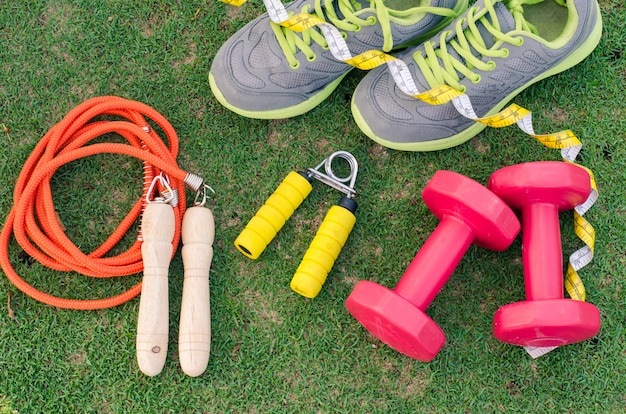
left=179, top=206, right=214, bottom=377
left=136, top=202, right=174, bottom=376
left=234, top=171, right=313, bottom=259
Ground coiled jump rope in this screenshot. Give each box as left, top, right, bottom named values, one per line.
left=0, top=96, right=205, bottom=311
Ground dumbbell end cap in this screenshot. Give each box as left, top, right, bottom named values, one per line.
left=423, top=171, right=520, bottom=251
left=493, top=299, right=601, bottom=347
left=488, top=161, right=591, bottom=211
left=346, top=281, right=445, bottom=362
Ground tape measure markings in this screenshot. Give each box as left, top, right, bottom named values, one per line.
left=525, top=345, right=558, bottom=359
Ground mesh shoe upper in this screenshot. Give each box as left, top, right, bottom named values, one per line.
left=209, top=0, right=468, bottom=119
left=351, top=0, right=603, bottom=151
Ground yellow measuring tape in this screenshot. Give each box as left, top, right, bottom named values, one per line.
left=226, top=0, right=597, bottom=301
left=220, top=0, right=247, bottom=6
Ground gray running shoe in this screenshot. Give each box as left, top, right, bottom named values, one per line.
left=351, top=0, right=603, bottom=151
left=209, top=0, right=469, bottom=119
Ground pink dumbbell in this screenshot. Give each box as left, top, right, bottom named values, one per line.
left=488, top=161, right=600, bottom=347
left=345, top=171, right=520, bottom=361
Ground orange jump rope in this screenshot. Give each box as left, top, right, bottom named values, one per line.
left=0, top=95, right=194, bottom=310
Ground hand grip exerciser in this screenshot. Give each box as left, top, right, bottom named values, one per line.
left=136, top=199, right=174, bottom=377
left=235, top=151, right=359, bottom=298
left=179, top=204, right=214, bottom=377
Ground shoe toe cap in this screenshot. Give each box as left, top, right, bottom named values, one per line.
left=352, top=68, right=468, bottom=146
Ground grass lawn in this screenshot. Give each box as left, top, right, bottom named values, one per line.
left=0, top=0, right=624, bottom=412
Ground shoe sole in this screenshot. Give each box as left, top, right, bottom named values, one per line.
left=209, top=0, right=470, bottom=119
left=353, top=1, right=603, bottom=151
left=209, top=71, right=348, bottom=119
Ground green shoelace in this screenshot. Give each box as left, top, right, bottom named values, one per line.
left=414, top=0, right=541, bottom=91
left=270, top=0, right=458, bottom=69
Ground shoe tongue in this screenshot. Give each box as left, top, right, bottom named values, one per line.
left=336, top=0, right=450, bottom=17
left=334, top=0, right=449, bottom=19
left=477, top=1, right=517, bottom=49
left=352, top=0, right=370, bottom=9
left=422, top=1, right=518, bottom=85
left=443, top=1, right=517, bottom=65
left=329, top=0, right=361, bottom=20
left=379, top=0, right=447, bottom=11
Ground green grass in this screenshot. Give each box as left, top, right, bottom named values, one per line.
left=1, top=0, right=625, bottom=412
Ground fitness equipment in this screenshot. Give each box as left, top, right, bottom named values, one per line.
left=0, top=96, right=194, bottom=310
left=234, top=151, right=359, bottom=299
left=345, top=170, right=520, bottom=361
left=487, top=161, right=601, bottom=347
left=0, top=96, right=215, bottom=376
left=137, top=175, right=216, bottom=377
left=179, top=191, right=215, bottom=377
left=136, top=185, right=174, bottom=377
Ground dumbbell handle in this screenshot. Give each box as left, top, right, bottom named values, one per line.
left=234, top=171, right=312, bottom=259
left=395, top=216, right=474, bottom=310
left=179, top=206, right=214, bottom=377
left=522, top=203, right=563, bottom=300
left=137, top=202, right=174, bottom=377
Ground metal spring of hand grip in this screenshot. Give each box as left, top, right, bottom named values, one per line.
left=307, top=150, right=358, bottom=198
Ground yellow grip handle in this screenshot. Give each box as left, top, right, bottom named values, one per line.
left=291, top=199, right=357, bottom=298
left=137, top=202, right=175, bottom=377
left=179, top=206, right=214, bottom=377
left=234, top=171, right=312, bottom=259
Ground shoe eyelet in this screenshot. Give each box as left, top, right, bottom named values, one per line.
left=290, top=61, right=300, bottom=69
left=515, top=37, right=524, bottom=46
left=307, top=54, right=316, bottom=62
left=459, top=85, right=467, bottom=93
left=500, top=48, right=509, bottom=58
left=486, top=60, right=496, bottom=70
left=366, top=16, right=376, bottom=25
left=340, top=31, right=347, bottom=40
left=471, top=74, right=481, bottom=84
